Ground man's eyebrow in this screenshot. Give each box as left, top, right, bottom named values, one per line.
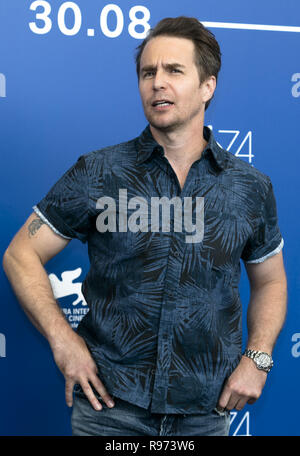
left=140, top=65, right=156, bottom=74
left=164, top=63, right=185, bottom=69
left=140, top=63, right=186, bottom=73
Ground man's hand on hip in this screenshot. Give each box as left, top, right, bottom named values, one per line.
left=50, top=332, right=115, bottom=411
left=217, top=356, right=267, bottom=412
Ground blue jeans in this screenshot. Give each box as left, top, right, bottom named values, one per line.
left=71, top=385, right=230, bottom=436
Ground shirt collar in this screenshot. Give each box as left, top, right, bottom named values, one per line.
left=136, top=124, right=226, bottom=171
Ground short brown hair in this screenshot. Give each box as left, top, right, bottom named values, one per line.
left=135, top=16, right=222, bottom=110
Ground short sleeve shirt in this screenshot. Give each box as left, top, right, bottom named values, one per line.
left=33, top=125, right=284, bottom=414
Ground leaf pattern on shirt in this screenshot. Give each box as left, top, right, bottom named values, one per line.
left=34, top=125, right=283, bottom=413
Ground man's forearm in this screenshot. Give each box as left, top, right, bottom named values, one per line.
left=217, top=276, right=287, bottom=412
left=3, top=248, right=74, bottom=348
left=246, top=279, right=287, bottom=353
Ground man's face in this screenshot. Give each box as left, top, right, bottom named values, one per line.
left=138, top=36, right=214, bottom=132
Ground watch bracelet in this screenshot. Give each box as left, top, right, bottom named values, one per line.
left=243, top=349, right=274, bottom=372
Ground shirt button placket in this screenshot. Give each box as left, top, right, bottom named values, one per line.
left=150, top=237, right=183, bottom=413
left=150, top=168, right=195, bottom=413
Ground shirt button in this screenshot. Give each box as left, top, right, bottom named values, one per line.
left=173, top=250, right=180, bottom=258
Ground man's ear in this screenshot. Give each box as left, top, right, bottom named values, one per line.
left=201, top=75, right=217, bottom=104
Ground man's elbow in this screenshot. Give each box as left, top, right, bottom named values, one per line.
left=3, top=244, right=13, bottom=269
left=3, top=241, right=39, bottom=275
left=3, top=243, right=19, bottom=274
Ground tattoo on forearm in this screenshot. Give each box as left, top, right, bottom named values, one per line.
left=28, top=218, right=45, bottom=237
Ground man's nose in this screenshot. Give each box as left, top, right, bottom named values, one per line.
left=153, top=69, right=167, bottom=90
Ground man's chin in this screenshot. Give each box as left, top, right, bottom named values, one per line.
left=147, top=118, right=179, bottom=133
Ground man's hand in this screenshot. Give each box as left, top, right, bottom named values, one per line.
left=50, top=332, right=115, bottom=411
left=217, top=356, right=267, bottom=412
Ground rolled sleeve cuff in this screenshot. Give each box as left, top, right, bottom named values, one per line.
left=32, top=205, right=73, bottom=240
left=244, top=237, right=284, bottom=264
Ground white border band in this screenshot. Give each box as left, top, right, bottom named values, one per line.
left=201, top=21, right=300, bottom=33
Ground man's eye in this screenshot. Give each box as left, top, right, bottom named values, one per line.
left=144, top=72, right=154, bottom=78
left=171, top=69, right=181, bottom=73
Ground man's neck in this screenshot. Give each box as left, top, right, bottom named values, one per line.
left=149, top=119, right=207, bottom=167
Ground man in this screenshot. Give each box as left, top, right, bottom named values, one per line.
left=3, top=17, right=287, bottom=436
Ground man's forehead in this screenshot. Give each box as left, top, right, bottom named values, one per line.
left=140, top=36, right=196, bottom=65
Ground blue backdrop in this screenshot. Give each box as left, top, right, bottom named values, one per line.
left=1, top=0, right=299, bottom=436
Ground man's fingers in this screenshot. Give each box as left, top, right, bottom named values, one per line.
left=65, top=380, right=75, bottom=407
left=235, top=397, right=248, bottom=411
left=218, top=384, right=248, bottom=412
left=225, top=392, right=241, bottom=411
left=217, top=385, right=231, bottom=410
left=81, top=380, right=103, bottom=411
left=218, top=389, right=257, bottom=412
left=90, top=374, right=115, bottom=408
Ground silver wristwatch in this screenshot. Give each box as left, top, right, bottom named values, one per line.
left=243, top=349, right=274, bottom=373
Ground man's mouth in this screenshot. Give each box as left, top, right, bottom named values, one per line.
left=151, top=100, right=174, bottom=108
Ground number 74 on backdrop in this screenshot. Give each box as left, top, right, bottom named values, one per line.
left=209, top=127, right=254, bottom=164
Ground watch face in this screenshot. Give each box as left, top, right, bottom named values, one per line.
left=255, top=353, right=271, bottom=368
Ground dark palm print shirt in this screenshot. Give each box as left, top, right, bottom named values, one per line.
left=33, top=125, right=284, bottom=414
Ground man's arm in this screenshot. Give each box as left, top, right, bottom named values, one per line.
left=217, top=250, right=287, bottom=411
left=2, top=212, right=115, bottom=411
